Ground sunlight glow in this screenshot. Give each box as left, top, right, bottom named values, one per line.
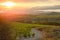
left=2, top=1, right=15, bottom=7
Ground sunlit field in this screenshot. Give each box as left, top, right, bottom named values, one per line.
left=9, top=22, right=60, bottom=40
left=0, top=11, right=60, bottom=40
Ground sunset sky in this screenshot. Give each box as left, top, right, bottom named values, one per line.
left=0, top=0, right=60, bottom=14
left=0, top=0, right=60, bottom=8
left=15, top=0, right=60, bottom=7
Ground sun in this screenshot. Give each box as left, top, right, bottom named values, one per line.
left=2, top=1, right=15, bottom=7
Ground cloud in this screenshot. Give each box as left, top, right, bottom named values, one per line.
left=0, top=0, right=60, bottom=3
left=13, top=0, right=60, bottom=2
left=31, top=5, right=60, bottom=10
left=40, top=5, right=60, bottom=10
left=11, top=0, right=48, bottom=2
left=0, top=0, right=60, bottom=2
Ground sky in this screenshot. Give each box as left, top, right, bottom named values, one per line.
left=0, top=0, right=60, bottom=8
left=0, top=0, right=60, bottom=14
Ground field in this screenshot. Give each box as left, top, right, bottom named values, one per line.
left=0, top=12, right=60, bottom=40
left=9, top=22, right=60, bottom=40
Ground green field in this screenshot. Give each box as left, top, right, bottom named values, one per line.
left=9, top=22, right=60, bottom=40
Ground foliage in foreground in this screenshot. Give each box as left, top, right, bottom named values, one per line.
left=10, top=22, right=60, bottom=40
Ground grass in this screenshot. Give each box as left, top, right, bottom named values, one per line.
left=9, top=22, right=60, bottom=40
left=10, top=22, right=60, bottom=32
